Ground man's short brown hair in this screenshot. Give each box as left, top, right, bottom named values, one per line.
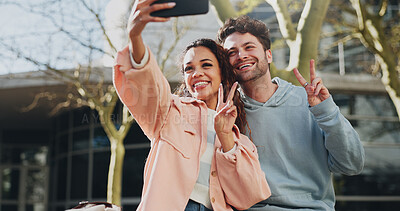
left=217, top=15, right=271, bottom=51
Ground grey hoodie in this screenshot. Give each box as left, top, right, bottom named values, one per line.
left=245, top=78, right=365, bottom=211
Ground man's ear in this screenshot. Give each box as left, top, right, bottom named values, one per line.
left=266, top=49, right=272, bottom=63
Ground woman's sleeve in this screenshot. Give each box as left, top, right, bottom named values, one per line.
left=214, top=133, right=271, bottom=210
left=113, top=45, right=171, bottom=140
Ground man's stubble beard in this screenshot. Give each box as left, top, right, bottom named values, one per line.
left=236, top=55, right=269, bottom=84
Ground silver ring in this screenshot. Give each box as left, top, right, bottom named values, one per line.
left=303, top=82, right=309, bottom=88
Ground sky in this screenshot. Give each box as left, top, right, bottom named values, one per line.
left=0, top=2, right=38, bottom=75
left=0, top=0, right=108, bottom=75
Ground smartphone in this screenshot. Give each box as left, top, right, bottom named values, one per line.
left=150, top=0, right=209, bottom=17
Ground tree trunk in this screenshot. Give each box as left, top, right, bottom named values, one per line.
left=95, top=90, right=132, bottom=206
left=377, top=55, right=400, bottom=119
left=351, top=0, right=400, bottom=119
left=294, top=0, right=330, bottom=82
left=210, top=0, right=237, bottom=25
left=267, top=0, right=331, bottom=84
left=107, top=136, right=125, bottom=205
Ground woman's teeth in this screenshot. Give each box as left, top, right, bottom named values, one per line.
left=194, top=81, right=208, bottom=87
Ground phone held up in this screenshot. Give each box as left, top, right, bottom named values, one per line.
left=150, top=0, right=209, bottom=17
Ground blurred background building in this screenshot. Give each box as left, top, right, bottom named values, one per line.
left=0, top=1, right=399, bottom=211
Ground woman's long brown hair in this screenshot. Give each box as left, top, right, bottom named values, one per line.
left=174, top=38, right=248, bottom=134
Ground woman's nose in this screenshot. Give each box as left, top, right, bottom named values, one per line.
left=192, top=69, right=204, bottom=78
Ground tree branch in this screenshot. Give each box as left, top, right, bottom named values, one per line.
left=265, top=0, right=296, bottom=41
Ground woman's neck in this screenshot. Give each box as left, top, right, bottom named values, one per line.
left=205, top=98, right=218, bottom=110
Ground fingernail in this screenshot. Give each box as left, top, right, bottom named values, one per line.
left=168, top=2, right=176, bottom=7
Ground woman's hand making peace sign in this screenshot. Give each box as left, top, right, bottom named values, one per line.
left=214, top=82, right=238, bottom=152
left=293, top=60, right=331, bottom=107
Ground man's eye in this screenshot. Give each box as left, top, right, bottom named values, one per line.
left=228, top=51, right=236, bottom=56
left=246, top=45, right=254, bottom=49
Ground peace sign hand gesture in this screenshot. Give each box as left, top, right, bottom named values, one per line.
left=214, top=82, right=238, bottom=152
left=293, top=60, right=330, bottom=107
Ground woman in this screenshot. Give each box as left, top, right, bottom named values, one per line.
left=113, top=0, right=270, bottom=210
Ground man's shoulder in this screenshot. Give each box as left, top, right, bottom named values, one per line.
left=272, top=77, right=307, bottom=98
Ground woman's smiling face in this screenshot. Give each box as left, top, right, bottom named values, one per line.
left=183, top=46, right=222, bottom=109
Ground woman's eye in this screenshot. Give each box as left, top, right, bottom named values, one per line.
left=184, top=66, right=193, bottom=72
left=228, top=51, right=236, bottom=56
left=202, top=63, right=212, bottom=68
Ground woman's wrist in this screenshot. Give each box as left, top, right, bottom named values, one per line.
left=129, top=35, right=146, bottom=64
left=217, top=132, right=235, bottom=152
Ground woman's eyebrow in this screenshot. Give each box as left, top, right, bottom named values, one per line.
left=200, top=58, right=213, bottom=62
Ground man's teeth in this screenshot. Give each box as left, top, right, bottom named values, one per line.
left=194, top=81, right=208, bottom=87
left=239, top=64, right=251, bottom=70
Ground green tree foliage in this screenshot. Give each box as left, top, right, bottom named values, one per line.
left=327, top=0, right=400, bottom=118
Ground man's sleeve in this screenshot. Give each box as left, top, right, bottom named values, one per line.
left=310, top=96, right=365, bottom=175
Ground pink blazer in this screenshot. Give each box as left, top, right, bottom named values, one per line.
left=113, top=46, right=270, bottom=211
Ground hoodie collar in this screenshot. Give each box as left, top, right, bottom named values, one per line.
left=242, top=77, right=293, bottom=108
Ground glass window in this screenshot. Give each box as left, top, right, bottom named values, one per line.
left=2, top=130, right=49, bottom=144
left=70, top=154, right=88, bottom=199
left=92, top=151, right=110, bottom=198
left=57, top=158, right=67, bottom=200
left=1, top=147, right=48, bottom=166
left=121, top=205, right=138, bottom=210
left=332, top=92, right=400, bottom=208
left=1, top=205, right=18, bottom=211
left=25, top=203, right=45, bottom=211
left=26, top=169, right=46, bottom=202
left=73, top=107, right=91, bottom=127
left=56, top=206, right=66, bottom=211
left=21, top=147, right=48, bottom=166
left=335, top=201, right=400, bottom=211
left=92, top=127, right=110, bottom=149
left=58, top=112, right=70, bottom=132
left=352, top=95, right=397, bottom=117
left=1, top=168, right=20, bottom=200
left=1, top=147, right=22, bottom=164
left=122, top=148, right=150, bottom=197
left=72, top=130, right=89, bottom=151
left=58, top=134, right=69, bottom=155
left=124, top=123, right=150, bottom=145
left=354, top=120, right=400, bottom=143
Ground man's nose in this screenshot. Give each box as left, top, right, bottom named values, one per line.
left=238, top=49, right=248, bottom=60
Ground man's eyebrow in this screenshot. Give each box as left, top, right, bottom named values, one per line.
left=227, top=41, right=256, bottom=50
left=242, top=41, right=256, bottom=47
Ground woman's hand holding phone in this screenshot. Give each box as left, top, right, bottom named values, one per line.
left=126, top=0, right=176, bottom=63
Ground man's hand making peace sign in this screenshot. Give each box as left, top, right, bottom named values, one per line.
left=293, top=60, right=331, bottom=107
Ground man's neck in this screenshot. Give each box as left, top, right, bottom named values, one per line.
left=242, top=75, right=278, bottom=103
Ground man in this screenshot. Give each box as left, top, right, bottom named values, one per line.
left=217, top=15, right=365, bottom=210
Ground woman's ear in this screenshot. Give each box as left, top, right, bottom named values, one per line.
left=266, top=49, right=272, bottom=63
